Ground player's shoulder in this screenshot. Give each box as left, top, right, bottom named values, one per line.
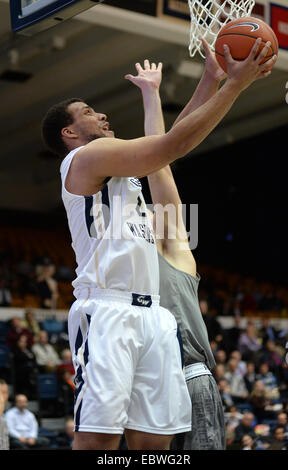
left=75, top=138, right=109, bottom=158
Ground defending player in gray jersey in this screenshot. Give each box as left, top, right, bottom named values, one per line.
left=126, top=41, right=227, bottom=449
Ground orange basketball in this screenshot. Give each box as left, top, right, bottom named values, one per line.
left=215, top=16, right=278, bottom=73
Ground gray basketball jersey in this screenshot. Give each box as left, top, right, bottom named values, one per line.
left=158, top=253, right=216, bottom=370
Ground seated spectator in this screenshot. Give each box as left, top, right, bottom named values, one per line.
left=57, top=349, right=75, bottom=378
left=199, top=299, right=223, bottom=344
left=32, top=330, right=61, bottom=373
left=244, top=362, right=257, bottom=394
left=229, top=350, right=247, bottom=377
left=224, top=358, right=249, bottom=404
left=57, top=369, right=75, bottom=417
left=249, top=380, right=271, bottom=424
left=21, top=309, right=40, bottom=339
left=268, top=426, right=287, bottom=450
left=13, top=335, right=38, bottom=399
left=258, top=317, right=279, bottom=347
left=253, top=423, right=272, bottom=449
left=256, top=362, right=280, bottom=401
left=226, top=427, right=237, bottom=450
left=273, top=412, right=288, bottom=438
left=259, top=340, right=284, bottom=382
left=214, top=363, right=226, bottom=383
left=6, top=316, right=34, bottom=351
left=0, top=279, right=12, bottom=307
left=56, top=417, right=74, bottom=449
left=5, top=394, right=50, bottom=450
left=209, top=339, right=219, bottom=359
left=218, top=379, right=235, bottom=411
left=0, top=379, right=9, bottom=450
left=223, top=315, right=243, bottom=355
left=215, top=349, right=227, bottom=369
left=240, top=434, right=256, bottom=450
left=237, top=321, right=262, bottom=362
left=234, top=412, right=257, bottom=443
left=36, top=258, right=59, bottom=310
left=225, top=405, right=244, bottom=431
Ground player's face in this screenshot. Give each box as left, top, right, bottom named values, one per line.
left=67, top=101, right=115, bottom=141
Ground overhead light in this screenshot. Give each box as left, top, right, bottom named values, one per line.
left=177, top=60, right=204, bottom=79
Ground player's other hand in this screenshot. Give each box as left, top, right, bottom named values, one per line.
left=125, top=60, right=163, bottom=91
left=224, top=38, right=278, bottom=91
left=201, top=38, right=226, bottom=83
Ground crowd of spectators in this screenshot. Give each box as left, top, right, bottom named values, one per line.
left=0, top=299, right=287, bottom=450
left=1, top=240, right=288, bottom=316
left=0, top=307, right=75, bottom=449
left=0, top=249, right=74, bottom=310
left=1, top=236, right=288, bottom=450
left=198, top=299, right=288, bottom=450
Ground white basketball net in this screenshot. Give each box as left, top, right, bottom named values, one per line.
left=188, top=0, right=255, bottom=57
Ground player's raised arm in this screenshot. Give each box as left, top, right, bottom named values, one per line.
left=126, top=58, right=194, bottom=268
left=172, top=38, right=226, bottom=127
left=43, top=40, right=277, bottom=196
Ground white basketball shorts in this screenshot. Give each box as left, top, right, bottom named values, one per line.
left=68, top=287, right=191, bottom=435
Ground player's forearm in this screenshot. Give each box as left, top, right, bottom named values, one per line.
left=173, top=70, right=221, bottom=127
left=147, top=71, right=221, bottom=204
left=165, top=79, right=240, bottom=159
left=141, top=88, right=165, bottom=136
left=141, top=88, right=180, bottom=205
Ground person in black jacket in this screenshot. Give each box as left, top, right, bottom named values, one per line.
left=234, top=412, right=257, bottom=443
left=13, top=334, right=38, bottom=399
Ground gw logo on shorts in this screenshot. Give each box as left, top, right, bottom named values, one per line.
left=132, top=293, right=152, bottom=307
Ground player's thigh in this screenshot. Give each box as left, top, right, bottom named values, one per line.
left=69, top=299, right=141, bottom=433
left=126, top=306, right=191, bottom=435
left=73, top=432, right=121, bottom=450
left=125, top=429, right=173, bottom=450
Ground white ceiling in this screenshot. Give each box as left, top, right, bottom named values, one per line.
left=0, top=1, right=287, bottom=212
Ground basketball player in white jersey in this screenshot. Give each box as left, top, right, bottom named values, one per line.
left=41, top=40, right=276, bottom=450
left=125, top=39, right=227, bottom=449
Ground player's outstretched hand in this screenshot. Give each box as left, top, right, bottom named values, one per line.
left=224, top=38, right=277, bottom=91
left=201, top=38, right=227, bottom=83
left=125, top=60, right=163, bottom=92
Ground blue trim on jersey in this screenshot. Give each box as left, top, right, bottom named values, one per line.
left=100, top=184, right=110, bottom=230
left=83, top=314, right=91, bottom=365
left=74, top=327, right=84, bottom=431
left=74, top=365, right=84, bottom=432
left=84, top=195, right=94, bottom=237
left=74, top=315, right=91, bottom=432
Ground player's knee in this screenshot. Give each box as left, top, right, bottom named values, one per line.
left=125, top=430, right=173, bottom=450
left=73, top=431, right=121, bottom=450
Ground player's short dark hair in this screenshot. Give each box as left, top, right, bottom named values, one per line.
left=41, top=98, right=83, bottom=157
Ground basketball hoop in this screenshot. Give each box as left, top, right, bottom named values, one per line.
left=188, top=0, right=255, bottom=58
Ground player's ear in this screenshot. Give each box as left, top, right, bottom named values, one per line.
left=61, top=127, right=78, bottom=139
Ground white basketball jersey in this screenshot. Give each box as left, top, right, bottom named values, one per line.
left=60, top=147, right=159, bottom=297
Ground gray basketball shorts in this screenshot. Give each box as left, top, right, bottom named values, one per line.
left=183, top=374, right=226, bottom=450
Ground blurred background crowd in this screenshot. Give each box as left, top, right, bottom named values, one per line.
left=0, top=223, right=288, bottom=450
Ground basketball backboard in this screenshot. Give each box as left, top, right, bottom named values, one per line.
left=10, top=0, right=104, bottom=36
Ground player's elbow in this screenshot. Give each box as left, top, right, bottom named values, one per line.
left=164, top=129, right=194, bottom=160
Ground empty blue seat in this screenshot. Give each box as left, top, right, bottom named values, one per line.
left=41, top=319, right=65, bottom=335
left=37, top=373, right=58, bottom=399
